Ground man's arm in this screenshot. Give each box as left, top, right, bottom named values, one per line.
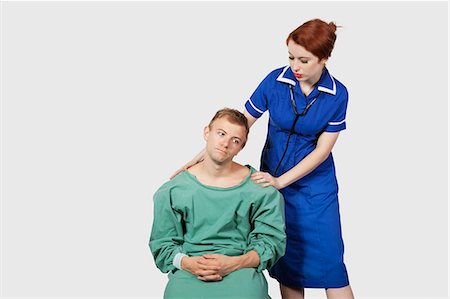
left=188, top=188, right=286, bottom=280
left=245, top=188, right=286, bottom=272
left=149, top=187, right=185, bottom=273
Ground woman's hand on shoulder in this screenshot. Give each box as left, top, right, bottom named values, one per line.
left=251, top=171, right=284, bottom=189
left=170, top=149, right=206, bottom=179
left=170, top=161, right=195, bottom=180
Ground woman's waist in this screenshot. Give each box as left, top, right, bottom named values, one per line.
left=264, top=133, right=317, bottom=155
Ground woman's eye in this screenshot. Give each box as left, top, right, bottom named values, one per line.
left=301, top=60, right=308, bottom=64
left=233, top=139, right=240, bottom=144
left=288, top=56, right=294, bottom=60
left=218, top=132, right=225, bottom=136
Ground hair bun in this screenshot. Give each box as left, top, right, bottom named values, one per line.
left=329, top=22, right=337, bottom=32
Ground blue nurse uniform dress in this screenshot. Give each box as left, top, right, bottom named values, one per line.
left=244, top=65, right=350, bottom=288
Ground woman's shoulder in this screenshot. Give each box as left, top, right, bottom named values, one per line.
left=321, top=70, right=348, bottom=103
left=257, top=66, right=288, bottom=81
left=326, top=70, right=348, bottom=95
left=266, top=66, right=288, bottom=79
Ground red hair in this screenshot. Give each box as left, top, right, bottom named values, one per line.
left=286, top=19, right=338, bottom=60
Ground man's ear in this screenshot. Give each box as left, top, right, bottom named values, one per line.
left=203, top=126, right=210, bottom=142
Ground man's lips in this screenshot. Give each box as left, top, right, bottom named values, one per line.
left=216, top=148, right=227, bottom=154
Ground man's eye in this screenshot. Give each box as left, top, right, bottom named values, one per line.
left=218, top=132, right=225, bottom=136
left=233, top=139, right=240, bottom=144
left=301, top=60, right=308, bottom=64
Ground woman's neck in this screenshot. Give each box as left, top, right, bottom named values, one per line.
left=300, top=69, right=323, bottom=96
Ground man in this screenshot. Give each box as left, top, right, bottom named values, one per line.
left=149, top=108, right=286, bottom=299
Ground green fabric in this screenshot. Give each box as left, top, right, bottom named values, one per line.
left=150, top=166, right=286, bottom=298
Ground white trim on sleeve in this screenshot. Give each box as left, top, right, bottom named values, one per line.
left=248, top=99, right=264, bottom=114
left=328, top=119, right=346, bottom=125
left=173, top=253, right=188, bottom=270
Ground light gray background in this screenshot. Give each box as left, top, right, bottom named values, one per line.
left=1, top=1, right=448, bottom=299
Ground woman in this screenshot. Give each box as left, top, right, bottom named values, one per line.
left=173, top=19, right=354, bottom=299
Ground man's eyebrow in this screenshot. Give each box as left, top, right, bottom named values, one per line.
left=216, top=128, right=243, bottom=140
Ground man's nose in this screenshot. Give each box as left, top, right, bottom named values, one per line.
left=219, top=138, right=229, bottom=148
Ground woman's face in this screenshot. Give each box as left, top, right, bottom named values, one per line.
left=287, top=40, right=327, bottom=84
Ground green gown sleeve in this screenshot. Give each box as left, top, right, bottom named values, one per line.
left=149, top=186, right=185, bottom=273
left=246, top=188, right=286, bottom=272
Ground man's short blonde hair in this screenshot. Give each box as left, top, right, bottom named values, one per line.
left=208, top=108, right=249, bottom=146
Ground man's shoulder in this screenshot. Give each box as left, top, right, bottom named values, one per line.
left=154, top=171, right=190, bottom=196
left=247, top=180, right=282, bottom=197
left=245, top=165, right=283, bottom=197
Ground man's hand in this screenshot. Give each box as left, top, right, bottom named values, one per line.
left=197, top=254, right=240, bottom=280
left=181, top=251, right=260, bottom=282
left=181, top=255, right=223, bottom=281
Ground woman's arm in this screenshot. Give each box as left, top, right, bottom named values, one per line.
left=251, top=131, right=340, bottom=189
left=243, top=110, right=258, bottom=128
left=170, top=148, right=205, bottom=179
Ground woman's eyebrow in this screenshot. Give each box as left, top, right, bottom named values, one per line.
left=288, top=52, right=310, bottom=59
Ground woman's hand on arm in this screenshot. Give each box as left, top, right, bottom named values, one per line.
left=251, top=131, right=340, bottom=189
left=170, top=148, right=206, bottom=179
left=278, top=131, right=339, bottom=188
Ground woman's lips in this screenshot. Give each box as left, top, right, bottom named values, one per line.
left=294, top=73, right=302, bottom=78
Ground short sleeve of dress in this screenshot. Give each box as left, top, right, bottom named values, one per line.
left=244, top=72, right=272, bottom=118
left=324, top=86, right=349, bottom=132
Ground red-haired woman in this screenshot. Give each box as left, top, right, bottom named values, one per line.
left=174, top=19, right=354, bottom=299
left=244, top=19, right=354, bottom=299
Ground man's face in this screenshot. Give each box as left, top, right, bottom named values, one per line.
left=204, top=117, right=247, bottom=165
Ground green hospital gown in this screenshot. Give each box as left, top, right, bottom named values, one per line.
left=149, top=166, right=286, bottom=299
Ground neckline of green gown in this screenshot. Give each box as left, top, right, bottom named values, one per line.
left=183, top=165, right=254, bottom=191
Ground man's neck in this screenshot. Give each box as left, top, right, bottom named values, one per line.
left=188, top=156, right=248, bottom=188
left=201, top=155, right=235, bottom=179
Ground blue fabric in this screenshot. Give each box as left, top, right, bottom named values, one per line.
left=245, top=66, right=350, bottom=288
